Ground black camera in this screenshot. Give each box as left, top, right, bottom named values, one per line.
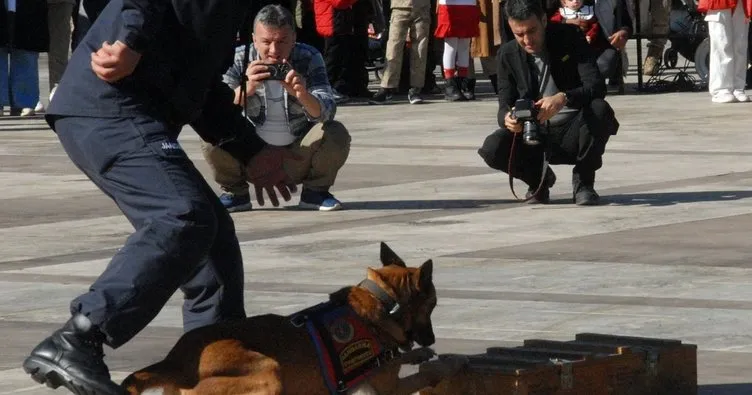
left=512, top=99, right=544, bottom=146
left=264, top=63, right=292, bottom=80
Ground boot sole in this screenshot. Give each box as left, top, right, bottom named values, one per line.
left=23, top=356, right=124, bottom=395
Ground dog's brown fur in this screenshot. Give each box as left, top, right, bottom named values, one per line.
left=122, top=242, right=454, bottom=395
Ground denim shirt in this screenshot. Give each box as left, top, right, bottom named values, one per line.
left=223, top=43, right=337, bottom=137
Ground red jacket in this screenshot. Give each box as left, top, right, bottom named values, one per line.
left=314, top=0, right=358, bottom=37
left=698, top=0, right=752, bottom=17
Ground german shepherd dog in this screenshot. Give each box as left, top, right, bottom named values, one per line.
left=122, top=242, right=464, bottom=394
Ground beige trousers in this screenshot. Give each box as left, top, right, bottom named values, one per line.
left=380, top=6, right=432, bottom=89
left=201, top=121, right=351, bottom=196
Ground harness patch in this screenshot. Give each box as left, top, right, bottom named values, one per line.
left=293, top=302, right=395, bottom=394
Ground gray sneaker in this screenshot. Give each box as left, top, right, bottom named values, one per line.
left=369, top=88, right=393, bottom=105
left=408, top=88, right=424, bottom=104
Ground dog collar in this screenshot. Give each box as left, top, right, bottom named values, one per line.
left=358, top=279, right=401, bottom=317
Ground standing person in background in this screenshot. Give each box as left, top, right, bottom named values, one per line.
left=35, top=0, right=76, bottom=113
left=698, top=0, right=752, bottom=103
left=434, top=0, right=480, bottom=101
left=0, top=0, right=48, bottom=116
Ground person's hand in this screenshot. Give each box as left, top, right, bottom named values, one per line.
left=586, top=35, right=593, bottom=44
left=91, top=40, right=142, bottom=82
left=239, top=60, right=273, bottom=103
left=535, top=93, right=567, bottom=123
left=504, top=111, right=523, bottom=134
left=280, top=62, right=308, bottom=100
left=608, top=29, right=628, bottom=50
left=245, top=146, right=301, bottom=207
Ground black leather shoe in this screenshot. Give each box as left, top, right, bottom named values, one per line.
left=23, top=314, right=124, bottom=395
left=525, top=168, right=556, bottom=204
left=573, top=172, right=600, bottom=206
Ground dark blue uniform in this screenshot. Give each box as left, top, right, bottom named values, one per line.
left=46, top=0, right=266, bottom=348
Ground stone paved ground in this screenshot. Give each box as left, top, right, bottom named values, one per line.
left=1, top=45, right=751, bottom=394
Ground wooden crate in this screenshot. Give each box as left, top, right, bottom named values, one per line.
left=418, top=333, right=697, bottom=395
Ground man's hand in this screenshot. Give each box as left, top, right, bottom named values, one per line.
left=280, top=63, right=307, bottom=99
left=236, top=60, right=273, bottom=105
left=535, top=93, right=567, bottom=123
left=608, top=29, right=629, bottom=50
left=504, top=111, right=523, bottom=134
left=91, top=41, right=142, bottom=83
left=280, top=61, right=322, bottom=118
left=246, top=146, right=301, bottom=207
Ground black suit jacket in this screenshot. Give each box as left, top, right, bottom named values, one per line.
left=496, top=23, right=606, bottom=129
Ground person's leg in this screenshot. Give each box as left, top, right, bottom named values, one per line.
left=23, top=115, right=241, bottom=394
left=200, top=140, right=252, bottom=212
left=9, top=49, right=40, bottom=115
left=285, top=121, right=351, bottom=211
left=569, top=98, right=618, bottom=205
left=643, top=0, right=670, bottom=75
left=373, top=8, right=410, bottom=102
left=409, top=6, right=431, bottom=90
left=730, top=1, right=749, bottom=100
left=0, top=49, right=8, bottom=110
left=47, top=2, right=75, bottom=91
left=442, top=37, right=464, bottom=101
left=596, top=48, right=618, bottom=81
left=705, top=9, right=735, bottom=102
left=180, top=178, right=246, bottom=332
left=478, top=128, right=554, bottom=202
left=324, top=35, right=348, bottom=98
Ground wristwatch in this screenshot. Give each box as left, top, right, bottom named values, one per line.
left=562, top=91, right=572, bottom=106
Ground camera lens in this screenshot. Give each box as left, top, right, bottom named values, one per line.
left=523, top=121, right=541, bottom=146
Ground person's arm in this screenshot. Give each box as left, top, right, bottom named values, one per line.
left=118, top=0, right=170, bottom=53
left=563, top=27, right=606, bottom=106
left=301, top=50, right=336, bottom=122
left=496, top=47, right=518, bottom=128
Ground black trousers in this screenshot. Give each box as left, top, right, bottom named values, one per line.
left=478, top=98, right=617, bottom=186
left=50, top=115, right=246, bottom=348
left=324, top=31, right=369, bottom=96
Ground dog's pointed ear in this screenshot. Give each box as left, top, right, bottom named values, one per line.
left=380, top=242, right=406, bottom=268
left=418, top=259, right=433, bottom=288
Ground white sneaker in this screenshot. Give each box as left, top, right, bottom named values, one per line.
left=34, top=101, right=44, bottom=112
left=49, top=84, right=58, bottom=102
left=712, top=91, right=736, bottom=103
left=20, top=108, right=35, bottom=116
left=733, top=90, right=749, bottom=102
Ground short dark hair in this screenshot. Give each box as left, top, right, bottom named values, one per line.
left=253, top=4, right=295, bottom=33
left=504, top=0, right=546, bottom=22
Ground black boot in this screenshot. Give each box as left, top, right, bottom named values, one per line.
left=489, top=74, right=498, bottom=94
left=444, top=77, right=465, bottom=101
left=23, top=314, right=123, bottom=395
left=572, top=170, right=600, bottom=206
left=525, top=167, right=556, bottom=204
left=461, top=78, right=476, bottom=100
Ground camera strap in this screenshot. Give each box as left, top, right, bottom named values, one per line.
left=239, top=6, right=254, bottom=117
left=507, top=132, right=551, bottom=203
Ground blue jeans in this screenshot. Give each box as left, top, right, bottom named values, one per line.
left=0, top=48, right=40, bottom=108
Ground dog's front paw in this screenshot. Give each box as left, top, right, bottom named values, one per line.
left=401, top=347, right=437, bottom=365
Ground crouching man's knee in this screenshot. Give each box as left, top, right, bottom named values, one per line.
left=478, top=128, right=511, bottom=171
left=316, top=120, right=352, bottom=167
left=585, top=98, right=620, bottom=138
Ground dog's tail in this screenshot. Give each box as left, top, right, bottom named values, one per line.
left=121, top=361, right=186, bottom=395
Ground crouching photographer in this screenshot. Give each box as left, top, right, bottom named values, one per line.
left=478, top=0, right=619, bottom=205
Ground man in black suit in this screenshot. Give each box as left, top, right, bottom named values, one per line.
left=478, top=0, right=619, bottom=205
